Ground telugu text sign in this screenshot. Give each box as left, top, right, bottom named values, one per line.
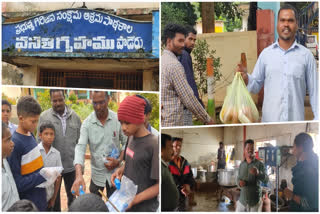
left=2, top=9, right=153, bottom=55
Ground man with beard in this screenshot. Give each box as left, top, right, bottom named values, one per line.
left=38, top=89, right=81, bottom=211
left=178, top=26, right=204, bottom=126
left=72, top=91, right=127, bottom=198
left=283, top=133, right=318, bottom=211
left=161, top=134, right=179, bottom=211
left=236, top=139, right=268, bottom=212
left=237, top=4, right=318, bottom=122
left=161, top=23, right=214, bottom=127
left=168, top=138, right=194, bottom=211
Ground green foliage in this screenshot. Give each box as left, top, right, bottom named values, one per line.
left=224, top=16, right=242, bottom=32
left=139, top=93, right=159, bottom=131
left=193, top=2, right=243, bottom=32
left=33, top=90, right=159, bottom=130
left=213, top=2, right=242, bottom=22
left=70, top=101, right=93, bottom=121
left=37, top=89, right=51, bottom=112
left=2, top=93, right=17, bottom=105
left=161, top=2, right=197, bottom=43
left=36, top=89, right=92, bottom=121
left=192, top=39, right=222, bottom=99
left=108, top=100, right=119, bottom=113
left=69, top=93, right=78, bottom=104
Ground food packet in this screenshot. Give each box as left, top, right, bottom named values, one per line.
left=106, top=175, right=138, bottom=212
left=220, top=72, right=259, bottom=124
left=37, top=166, right=63, bottom=188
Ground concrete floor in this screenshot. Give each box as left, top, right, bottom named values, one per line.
left=189, top=192, right=235, bottom=212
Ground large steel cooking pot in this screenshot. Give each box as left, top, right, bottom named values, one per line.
left=218, top=168, right=239, bottom=186
left=192, top=168, right=197, bottom=178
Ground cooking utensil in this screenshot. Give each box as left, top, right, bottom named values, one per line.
left=218, top=168, right=239, bottom=186
left=198, top=170, right=207, bottom=183
left=192, top=167, right=197, bottom=178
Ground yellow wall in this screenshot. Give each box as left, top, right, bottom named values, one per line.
left=196, top=31, right=258, bottom=107
left=215, top=26, right=224, bottom=33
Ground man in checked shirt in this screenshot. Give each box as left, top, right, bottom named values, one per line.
left=161, top=23, right=214, bottom=127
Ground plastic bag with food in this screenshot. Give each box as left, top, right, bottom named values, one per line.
left=36, top=166, right=64, bottom=188
left=220, top=72, right=259, bottom=123
left=106, top=175, right=138, bottom=212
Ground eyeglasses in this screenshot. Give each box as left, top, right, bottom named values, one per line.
left=93, top=100, right=106, bottom=107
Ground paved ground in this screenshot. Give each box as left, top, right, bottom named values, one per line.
left=59, top=158, right=107, bottom=211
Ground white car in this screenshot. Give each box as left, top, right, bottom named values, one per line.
left=306, top=35, right=318, bottom=59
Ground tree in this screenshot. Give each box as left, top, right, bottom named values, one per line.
left=192, top=39, right=222, bottom=100
left=161, top=2, right=197, bottom=34
left=201, top=2, right=215, bottom=33
left=139, top=93, right=159, bottom=131
left=195, top=2, right=242, bottom=32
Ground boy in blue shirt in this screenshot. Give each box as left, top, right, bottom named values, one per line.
left=7, top=96, right=47, bottom=211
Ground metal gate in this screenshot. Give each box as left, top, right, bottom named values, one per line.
left=39, top=70, right=143, bottom=90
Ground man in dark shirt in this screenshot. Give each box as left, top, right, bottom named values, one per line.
left=236, top=139, right=268, bottom=212
left=217, top=142, right=226, bottom=169
left=169, top=138, right=194, bottom=211
left=284, top=132, right=319, bottom=212
left=161, top=133, right=179, bottom=211
left=111, top=95, right=159, bottom=212
left=178, top=26, right=204, bottom=125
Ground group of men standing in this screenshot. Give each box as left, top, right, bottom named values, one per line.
left=161, top=136, right=195, bottom=211
left=35, top=90, right=157, bottom=210
left=161, top=4, right=318, bottom=126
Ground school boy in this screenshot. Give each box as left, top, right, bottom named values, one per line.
left=38, top=121, right=63, bottom=211
left=2, top=122, right=19, bottom=211
left=7, top=96, right=48, bottom=211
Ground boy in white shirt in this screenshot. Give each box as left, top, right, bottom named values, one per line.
left=38, top=121, right=63, bottom=211
left=2, top=121, right=19, bottom=211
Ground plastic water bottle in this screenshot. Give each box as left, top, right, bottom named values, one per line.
left=115, top=178, right=121, bottom=190
left=72, top=185, right=85, bottom=196
left=79, top=185, right=85, bottom=195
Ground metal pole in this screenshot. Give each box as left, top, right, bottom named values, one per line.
left=276, top=165, right=279, bottom=212
left=207, top=58, right=215, bottom=121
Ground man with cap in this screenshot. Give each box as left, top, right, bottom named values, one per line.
left=71, top=91, right=127, bottom=198
left=111, top=95, right=159, bottom=212
left=284, top=132, right=319, bottom=211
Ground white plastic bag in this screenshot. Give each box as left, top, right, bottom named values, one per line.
left=36, top=166, right=63, bottom=188
left=220, top=72, right=259, bottom=123
left=106, top=175, right=138, bottom=212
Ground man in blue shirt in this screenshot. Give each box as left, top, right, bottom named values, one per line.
left=237, top=4, right=318, bottom=122
left=178, top=26, right=204, bottom=126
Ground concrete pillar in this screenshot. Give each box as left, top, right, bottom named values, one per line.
left=143, top=70, right=153, bottom=91
left=152, top=10, right=159, bottom=58
left=22, top=65, right=38, bottom=86
left=256, top=10, right=275, bottom=107
left=257, top=2, right=280, bottom=41
left=256, top=9, right=275, bottom=56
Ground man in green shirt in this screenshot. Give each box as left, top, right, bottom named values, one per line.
left=71, top=91, right=127, bottom=198
left=236, top=139, right=268, bottom=212
left=161, top=133, right=179, bottom=211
